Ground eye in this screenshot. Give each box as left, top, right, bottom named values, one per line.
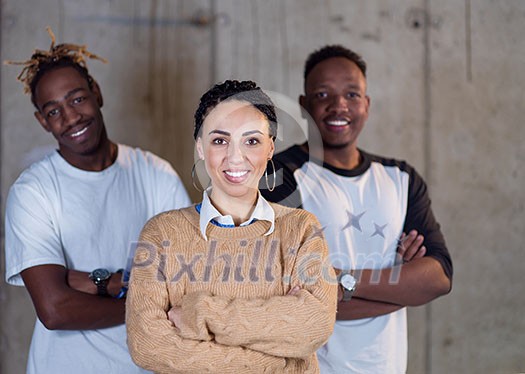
left=46, top=108, right=60, bottom=118
left=212, top=138, right=228, bottom=145
left=346, top=92, right=361, bottom=99
left=72, top=96, right=86, bottom=104
left=245, top=137, right=260, bottom=146
left=314, top=92, right=328, bottom=99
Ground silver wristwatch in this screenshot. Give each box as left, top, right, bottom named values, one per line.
left=338, top=271, right=357, bottom=302
left=89, top=268, right=111, bottom=296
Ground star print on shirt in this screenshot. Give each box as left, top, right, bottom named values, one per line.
left=310, top=224, right=327, bottom=240
left=371, top=223, right=388, bottom=238
left=342, top=210, right=366, bottom=232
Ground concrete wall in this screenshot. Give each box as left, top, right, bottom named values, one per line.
left=1, top=0, right=524, bottom=373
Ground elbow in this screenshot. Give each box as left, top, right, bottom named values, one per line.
left=435, top=274, right=452, bottom=297
left=293, top=313, right=336, bottom=358
left=127, top=335, right=155, bottom=371
left=407, top=274, right=452, bottom=307
left=37, top=305, right=68, bottom=330
left=428, top=270, right=452, bottom=300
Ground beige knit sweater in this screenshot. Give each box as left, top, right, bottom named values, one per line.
left=126, top=203, right=337, bottom=374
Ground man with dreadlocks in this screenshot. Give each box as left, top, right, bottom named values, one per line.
left=4, top=28, right=191, bottom=373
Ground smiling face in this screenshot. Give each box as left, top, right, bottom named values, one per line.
left=300, top=57, right=370, bottom=152
left=196, top=99, right=275, bottom=205
left=33, top=66, right=108, bottom=165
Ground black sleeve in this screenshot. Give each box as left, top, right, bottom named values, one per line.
left=261, top=147, right=308, bottom=209
left=403, top=166, right=453, bottom=281
left=261, top=157, right=303, bottom=208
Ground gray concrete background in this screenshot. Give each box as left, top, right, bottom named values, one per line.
left=1, top=0, right=524, bottom=373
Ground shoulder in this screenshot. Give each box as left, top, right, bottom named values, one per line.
left=118, top=144, right=174, bottom=171
left=273, top=144, right=309, bottom=170
left=271, top=203, right=320, bottom=227
left=362, top=149, right=417, bottom=175
left=362, top=150, right=430, bottom=201
left=142, top=205, right=197, bottom=232
left=7, top=153, right=58, bottom=200
left=117, top=145, right=186, bottom=189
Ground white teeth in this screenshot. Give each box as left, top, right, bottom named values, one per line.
left=225, top=170, right=248, bottom=178
left=71, top=126, right=88, bottom=138
left=326, top=120, right=349, bottom=126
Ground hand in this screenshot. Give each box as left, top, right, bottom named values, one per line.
left=167, top=306, right=182, bottom=327
left=287, top=286, right=301, bottom=296
left=397, top=230, right=426, bottom=264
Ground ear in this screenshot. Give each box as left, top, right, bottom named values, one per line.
left=196, top=137, right=205, bottom=160
left=34, top=111, right=51, bottom=132
left=91, top=80, right=104, bottom=108
left=299, top=95, right=308, bottom=120
left=268, top=139, right=275, bottom=159
left=364, top=95, right=371, bottom=118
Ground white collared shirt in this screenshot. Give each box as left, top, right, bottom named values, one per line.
left=198, top=189, right=275, bottom=240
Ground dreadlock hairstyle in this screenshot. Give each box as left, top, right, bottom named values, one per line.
left=303, top=45, right=367, bottom=82
left=3, top=27, right=107, bottom=107
left=194, top=80, right=277, bottom=140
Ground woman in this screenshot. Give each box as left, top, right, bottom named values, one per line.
left=126, top=80, right=337, bottom=373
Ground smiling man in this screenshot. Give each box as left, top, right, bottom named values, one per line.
left=262, top=45, right=453, bottom=373
left=4, top=31, right=190, bottom=373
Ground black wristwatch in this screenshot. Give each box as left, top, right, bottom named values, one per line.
left=89, top=268, right=112, bottom=296
left=338, top=271, right=357, bottom=302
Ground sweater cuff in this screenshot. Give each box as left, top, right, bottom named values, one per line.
left=178, top=291, right=214, bottom=341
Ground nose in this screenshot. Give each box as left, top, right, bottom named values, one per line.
left=63, top=104, right=82, bottom=126
left=328, top=94, right=348, bottom=112
left=227, top=142, right=245, bottom=165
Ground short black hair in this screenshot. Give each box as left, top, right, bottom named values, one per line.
left=194, top=80, right=277, bottom=140
left=304, top=45, right=367, bottom=82
left=30, top=55, right=95, bottom=108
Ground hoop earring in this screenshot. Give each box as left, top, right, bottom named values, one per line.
left=191, top=159, right=205, bottom=192
left=265, top=159, right=276, bottom=192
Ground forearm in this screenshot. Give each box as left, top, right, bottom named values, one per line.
left=22, top=265, right=125, bottom=330
left=41, top=291, right=125, bottom=330
left=67, top=269, right=124, bottom=297
left=336, top=297, right=403, bottom=320
left=127, top=262, right=289, bottom=372
left=353, top=257, right=451, bottom=306
left=178, top=286, right=337, bottom=358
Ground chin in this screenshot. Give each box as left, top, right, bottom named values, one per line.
left=322, top=140, right=353, bottom=150
left=221, top=185, right=258, bottom=199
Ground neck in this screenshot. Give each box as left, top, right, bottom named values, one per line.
left=209, top=189, right=259, bottom=226
left=303, top=143, right=361, bottom=170
left=60, top=136, right=117, bottom=172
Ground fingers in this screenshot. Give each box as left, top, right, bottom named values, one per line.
left=287, top=285, right=301, bottom=296
left=167, top=307, right=182, bottom=327
left=398, top=230, right=425, bottom=263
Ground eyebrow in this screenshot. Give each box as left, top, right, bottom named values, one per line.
left=41, top=87, right=86, bottom=111
left=311, top=83, right=363, bottom=90
left=208, top=129, right=265, bottom=136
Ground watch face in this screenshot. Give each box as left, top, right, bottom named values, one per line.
left=90, top=268, right=111, bottom=281
left=341, top=274, right=356, bottom=291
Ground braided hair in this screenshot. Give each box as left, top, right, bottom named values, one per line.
left=194, top=80, right=277, bottom=140
left=4, top=27, right=107, bottom=107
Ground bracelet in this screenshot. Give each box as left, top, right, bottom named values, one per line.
left=114, top=268, right=129, bottom=299
left=115, top=285, right=128, bottom=299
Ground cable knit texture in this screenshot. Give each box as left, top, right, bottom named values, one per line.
left=126, top=203, right=337, bottom=374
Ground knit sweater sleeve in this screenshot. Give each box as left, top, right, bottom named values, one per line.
left=176, top=212, right=338, bottom=358
left=126, top=214, right=289, bottom=374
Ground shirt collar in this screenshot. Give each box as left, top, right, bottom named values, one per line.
left=198, top=189, right=275, bottom=240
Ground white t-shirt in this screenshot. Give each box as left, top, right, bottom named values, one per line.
left=262, top=146, right=451, bottom=374
left=5, top=144, right=191, bottom=373
left=296, top=161, right=408, bottom=374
